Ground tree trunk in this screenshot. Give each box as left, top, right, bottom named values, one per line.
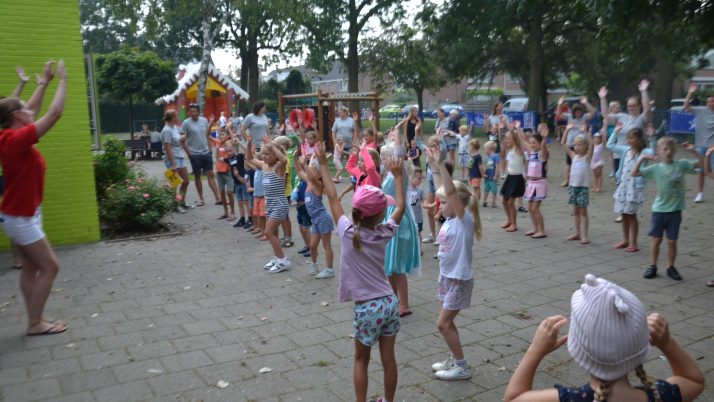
left=198, top=6, right=213, bottom=115
left=240, top=49, right=249, bottom=113
left=654, top=56, right=675, bottom=110
left=128, top=96, right=134, bottom=139
left=247, top=41, right=260, bottom=110
left=415, top=87, right=424, bottom=119
left=526, top=11, right=546, bottom=114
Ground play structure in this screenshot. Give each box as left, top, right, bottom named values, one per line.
left=155, top=62, right=249, bottom=119
left=278, top=90, right=383, bottom=147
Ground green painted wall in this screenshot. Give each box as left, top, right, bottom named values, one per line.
left=0, top=0, right=100, bottom=246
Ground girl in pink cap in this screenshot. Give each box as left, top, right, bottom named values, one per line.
left=316, top=143, right=406, bottom=402
left=504, top=274, right=704, bottom=402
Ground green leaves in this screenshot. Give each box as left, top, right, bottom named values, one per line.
left=95, top=47, right=176, bottom=104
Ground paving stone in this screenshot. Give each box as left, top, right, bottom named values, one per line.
left=93, top=380, right=154, bottom=402
left=1, top=378, right=62, bottom=402
left=159, top=350, right=214, bottom=372
left=147, top=370, right=206, bottom=396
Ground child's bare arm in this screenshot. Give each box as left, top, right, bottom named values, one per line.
left=630, top=154, right=656, bottom=177
left=245, top=138, right=264, bottom=169
left=387, top=157, right=406, bottom=224
left=439, top=157, right=464, bottom=219
left=705, top=147, right=714, bottom=178
left=316, top=143, right=344, bottom=223
left=682, top=142, right=704, bottom=168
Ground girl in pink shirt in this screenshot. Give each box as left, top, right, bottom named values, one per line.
left=346, top=140, right=382, bottom=188
left=316, top=143, right=406, bottom=402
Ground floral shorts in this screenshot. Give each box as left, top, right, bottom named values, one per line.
left=438, top=275, right=474, bottom=311
left=353, top=295, right=400, bottom=347
left=568, top=186, right=589, bottom=208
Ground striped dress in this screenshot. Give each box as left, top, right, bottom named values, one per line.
left=263, top=170, right=289, bottom=219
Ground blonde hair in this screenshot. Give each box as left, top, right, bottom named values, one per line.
left=657, top=136, right=675, bottom=148
left=305, top=131, right=318, bottom=141
left=594, top=366, right=661, bottom=402
left=351, top=208, right=383, bottom=250
left=484, top=140, right=497, bottom=152
left=459, top=125, right=468, bottom=133
left=436, top=180, right=482, bottom=240
left=469, top=139, right=480, bottom=151
left=376, top=131, right=385, bottom=145
left=273, top=135, right=291, bottom=150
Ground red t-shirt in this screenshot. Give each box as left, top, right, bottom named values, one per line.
left=0, top=124, right=46, bottom=217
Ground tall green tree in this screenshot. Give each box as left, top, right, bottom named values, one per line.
left=361, top=25, right=447, bottom=114
left=299, top=0, right=405, bottom=93
left=284, top=70, right=307, bottom=95
left=96, top=48, right=176, bottom=138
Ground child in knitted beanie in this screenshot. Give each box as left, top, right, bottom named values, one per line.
left=503, top=274, right=704, bottom=402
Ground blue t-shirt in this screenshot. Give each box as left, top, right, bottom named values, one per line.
left=484, top=154, right=499, bottom=180
left=296, top=179, right=307, bottom=202
left=468, top=154, right=482, bottom=179
left=555, top=380, right=681, bottom=402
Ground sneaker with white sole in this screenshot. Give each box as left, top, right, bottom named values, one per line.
left=694, top=192, right=704, bottom=203
left=435, top=364, right=471, bottom=381
left=431, top=354, right=454, bottom=372
left=422, top=235, right=435, bottom=243
left=308, top=262, right=318, bottom=275
left=268, top=259, right=291, bottom=273
left=264, top=257, right=277, bottom=269
left=315, top=268, right=335, bottom=279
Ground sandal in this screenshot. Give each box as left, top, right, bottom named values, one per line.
left=227, top=215, right=236, bottom=221
left=505, top=226, right=518, bottom=232
left=566, top=234, right=581, bottom=241
left=613, top=241, right=629, bottom=249
left=525, top=231, right=535, bottom=236
left=217, top=215, right=228, bottom=220
left=27, top=321, right=67, bottom=336
left=706, top=280, right=714, bottom=287
left=195, top=200, right=205, bottom=207
left=501, top=222, right=512, bottom=228
left=531, top=234, right=547, bottom=239
left=624, top=246, right=639, bottom=252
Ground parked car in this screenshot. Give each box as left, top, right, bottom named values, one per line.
left=502, top=97, right=529, bottom=112
left=379, top=104, right=403, bottom=117
left=430, top=104, right=464, bottom=119
left=670, top=98, right=686, bottom=111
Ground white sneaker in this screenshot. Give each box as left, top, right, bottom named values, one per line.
left=268, top=259, right=291, bottom=273
left=175, top=206, right=186, bottom=214
left=431, top=354, right=454, bottom=372
left=694, top=192, right=704, bottom=203
left=264, top=257, right=277, bottom=269
left=315, top=268, right=335, bottom=279
left=308, top=262, right=318, bottom=275
left=422, top=235, right=435, bottom=243
left=435, top=364, right=471, bottom=381
left=433, top=241, right=440, bottom=246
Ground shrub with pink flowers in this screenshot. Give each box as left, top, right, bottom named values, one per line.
left=96, top=136, right=175, bottom=231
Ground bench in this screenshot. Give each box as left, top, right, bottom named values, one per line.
left=123, top=139, right=149, bottom=160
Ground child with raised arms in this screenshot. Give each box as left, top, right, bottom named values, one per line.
left=426, top=141, right=482, bottom=381
left=316, top=143, right=406, bottom=402
left=523, top=125, right=549, bottom=238
left=561, top=122, right=594, bottom=244
left=500, top=125, right=526, bottom=232
left=504, top=273, right=704, bottom=402
left=631, top=138, right=704, bottom=280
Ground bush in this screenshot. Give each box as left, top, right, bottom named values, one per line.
left=100, top=175, right=176, bottom=231
left=95, top=136, right=176, bottom=232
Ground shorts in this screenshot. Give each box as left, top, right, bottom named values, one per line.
left=296, top=203, right=312, bottom=227
left=266, top=197, right=289, bottom=220
left=500, top=174, right=525, bottom=198
left=438, top=275, right=474, bottom=311
left=0, top=209, right=45, bottom=246
left=469, top=178, right=481, bottom=188
left=163, top=155, right=187, bottom=169
left=648, top=210, right=682, bottom=240
left=446, top=143, right=458, bottom=151
left=416, top=222, right=423, bottom=233
left=353, top=295, right=400, bottom=347
left=523, top=178, right=547, bottom=201
left=568, top=186, right=589, bottom=208
left=565, top=146, right=575, bottom=165
left=234, top=183, right=249, bottom=201
left=253, top=196, right=266, bottom=217
left=484, top=179, right=498, bottom=194
left=333, top=158, right=343, bottom=171
left=695, top=146, right=714, bottom=173
left=189, top=153, right=213, bottom=174
left=216, top=172, right=234, bottom=191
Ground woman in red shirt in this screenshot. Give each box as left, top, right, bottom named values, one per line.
left=0, top=60, right=67, bottom=335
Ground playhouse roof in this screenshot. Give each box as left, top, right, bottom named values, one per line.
left=155, top=61, right=249, bottom=105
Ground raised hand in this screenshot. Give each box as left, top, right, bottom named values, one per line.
left=528, top=316, right=568, bottom=358
left=15, top=66, right=29, bottom=83
left=557, top=96, right=565, bottom=105
left=566, top=121, right=575, bottom=131
left=639, top=79, right=650, bottom=92
left=682, top=142, right=694, bottom=151
left=42, top=60, right=55, bottom=83
left=55, top=60, right=67, bottom=80
left=579, top=95, right=588, bottom=105
left=386, top=156, right=403, bottom=178
left=615, top=121, right=624, bottom=132
left=647, top=313, right=670, bottom=349
left=598, top=86, right=608, bottom=99
left=316, top=142, right=328, bottom=165
left=687, top=83, right=697, bottom=96
left=514, top=120, right=521, bottom=129
left=640, top=154, right=657, bottom=162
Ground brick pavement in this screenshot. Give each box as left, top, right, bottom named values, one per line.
left=0, top=146, right=712, bottom=401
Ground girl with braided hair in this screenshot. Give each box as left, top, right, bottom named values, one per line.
left=503, top=274, right=704, bottom=402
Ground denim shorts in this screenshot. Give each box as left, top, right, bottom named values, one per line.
left=234, top=183, right=249, bottom=201
left=695, top=146, right=714, bottom=173
left=648, top=210, right=682, bottom=240
left=353, top=295, right=400, bottom=347
left=296, top=203, right=312, bottom=227
left=163, top=155, right=187, bottom=169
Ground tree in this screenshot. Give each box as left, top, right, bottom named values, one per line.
left=361, top=25, right=447, bottom=115
left=428, top=0, right=595, bottom=114
left=299, top=0, right=404, bottom=93
left=96, top=48, right=176, bottom=138
left=259, top=78, right=284, bottom=113
left=197, top=0, right=229, bottom=114
left=284, top=70, right=307, bottom=95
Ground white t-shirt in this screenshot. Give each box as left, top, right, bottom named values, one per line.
left=458, top=135, right=470, bottom=154
left=331, top=117, right=355, bottom=148
left=569, top=154, right=590, bottom=187
left=219, top=115, right=227, bottom=128
left=437, top=211, right=475, bottom=281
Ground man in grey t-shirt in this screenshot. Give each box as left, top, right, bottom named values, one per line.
left=684, top=84, right=714, bottom=203
left=331, top=107, right=356, bottom=150
left=181, top=104, right=220, bottom=206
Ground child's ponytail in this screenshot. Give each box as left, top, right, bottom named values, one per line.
left=469, top=192, right=482, bottom=241
left=635, top=366, right=662, bottom=402
left=351, top=208, right=363, bottom=250
left=593, top=379, right=612, bottom=402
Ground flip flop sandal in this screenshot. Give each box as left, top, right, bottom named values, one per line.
left=531, top=234, right=547, bottom=239
left=613, top=241, right=629, bottom=249
left=525, top=231, right=535, bottom=236
left=506, top=227, right=518, bottom=232
left=196, top=200, right=205, bottom=207
left=217, top=215, right=228, bottom=220
left=27, top=322, right=67, bottom=336
left=399, top=311, right=413, bottom=318
left=215, top=201, right=223, bottom=205
left=624, top=246, right=639, bottom=252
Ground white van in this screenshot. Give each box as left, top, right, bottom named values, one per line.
left=503, top=97, right=528, bottom=112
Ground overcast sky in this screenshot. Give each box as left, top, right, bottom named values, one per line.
left=211, top=0, right=440, bottom=77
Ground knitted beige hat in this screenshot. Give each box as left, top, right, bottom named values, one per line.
left=568, top=274, right=650, bottom=381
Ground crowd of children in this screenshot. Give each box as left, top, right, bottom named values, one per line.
left=158, top=88, right=710, bottom=401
